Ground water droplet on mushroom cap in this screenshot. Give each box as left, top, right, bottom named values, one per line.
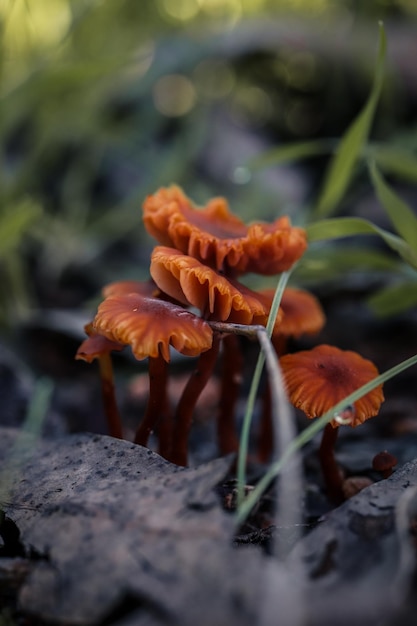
left=333, top=404, right=355, bottom=426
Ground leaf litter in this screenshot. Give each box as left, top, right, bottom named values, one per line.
left=1, top=427, right=417, bottom=625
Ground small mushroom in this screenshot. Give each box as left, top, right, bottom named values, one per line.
left=372, top=450, right=398, bottom=478
left=280, top=344, right=384, bottom=502
left=143, top=185, right=307, bottom=275
left=75, top=323, right=125, bottom=439
left=257, top=287, right=326, bottom=462
left=342, top=476, right=374, bottom=499
left=93, top=292, right=212, bottom=361
left=92, top=293, right=213, bottom=460
left=101, top=278, right=183, bottom=306
left=259, top=286, right=326, bottom=354
left=102, top=279, right=158, bottom=298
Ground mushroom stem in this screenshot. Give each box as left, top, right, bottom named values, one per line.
left=217, top=334, right=242, bottom=455
left=98, top=353, right=123, bottom=439
left=319, top=423, right=344, bottom=504
left=171, top=335, right=221, bottom=466
left=134, top=354, right=170, bottom=454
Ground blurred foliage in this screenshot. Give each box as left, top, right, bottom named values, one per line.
left=246, top=18, right=417, bottom=318
left=0, top=0, right=417, bottom=330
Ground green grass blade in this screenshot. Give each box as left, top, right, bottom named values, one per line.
left=368, top=280, right=417, bottom=316
left=314, top=23, right=387, bottom=218
left=256, top=328, right=302, bottom=557
left=294, top=245, right=402, bottom=282
left=248, top=138, right=337, bottom=170
left=236, top=352, right=417, bottom=525
left=0, top=199, right=43, bottom=260
left=306, top=217, right=417, bottom=270
left=369, top=161, right=417, bottom=251
left=366, top=144, right=417, bottom=183
left=236, top=270, right=293, bottom=506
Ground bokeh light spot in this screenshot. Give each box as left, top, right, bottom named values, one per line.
left=232, top=166, right=252, bottom=184
left=1, top=0, right=71, bottom=53
left=153, top=74, right=196, bottom=117
left=198, top=0, right=242, bottom=26
left=232, top=85, right=273, bottom=127
left=193, top=60, right=235, bottom=99
left=158, top=0, right=200, bottom=22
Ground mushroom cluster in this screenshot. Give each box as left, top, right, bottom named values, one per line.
left=77, top=185, right=309, bottom=465
left=77, top=185, right=385, bottom=498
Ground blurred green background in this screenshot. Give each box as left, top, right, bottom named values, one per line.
left=1, top=0, right=416, bottom=332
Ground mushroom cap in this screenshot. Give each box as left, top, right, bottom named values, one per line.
left=92, top=293, right=213, bottom=362
left=342, top=476, right=374, bottom=499
left=259, top=287, right=326, bottom=338
left=280, top=344, right=384, bottom=428
left=102, top=279, right=186, bottom=307
left=102, top=279, right=158, bottom=299
left=150, top=246, right=282, bottom=327
left=75, top=323, right=124, bottom=363
left=372, top=450, right=398, bottom=473
left=143, top=185, right=307, bottom=275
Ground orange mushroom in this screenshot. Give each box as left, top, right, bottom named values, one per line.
left=150, top=246, right=281, bottom=327
left=259, top=286, right=326, bottom=353
left=75, top=323, right=125, bottom=439
left=280, top=345, right=384, bottom=425
left=102, top=279, right=158, bottom=299
left=102, top=277, right=186, bottom=308
left=93, top=292, right=212, bottom=361
left=257, top=287, right=326, bottom=462
left=92, top=293, right=213, bottom=460
left=280, top=344, right=384, bottom=502
left=372, top=450, right=398, bottom=478
left=143, top=185, right=307, bottom=275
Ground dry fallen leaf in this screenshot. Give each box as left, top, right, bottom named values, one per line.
left=288, top=458, right=417, bottom=625
left=2, top=427, right=417, bottom=626
left=0, top=429, right=272, bottom=625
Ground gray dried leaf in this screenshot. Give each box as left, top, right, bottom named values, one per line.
left=2, top=427, right=417, bottom=626
left=0, top=428, right=267, bottom=626
left=289, top=458, right=417, bottom=625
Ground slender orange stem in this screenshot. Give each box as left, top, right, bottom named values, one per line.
left=319, top=423, right=344, bottom=503
left=217, top=334, right=242, bottom=455
left=134, top=355, right=170, bottom=451
left=170, top=335, right=221, bottom=466
left=258, top=336, right=287, bottom=463
left=98, top=353, right=123, bottom=439
left=155, top=365, right=173, bottom=460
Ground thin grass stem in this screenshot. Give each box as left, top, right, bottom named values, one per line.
left=256, top=329, right=301, bottom=559
left=236, top=270, right=293, bottom=506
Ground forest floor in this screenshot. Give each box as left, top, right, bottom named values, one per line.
left=1, top=278, right=417, bottom=626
